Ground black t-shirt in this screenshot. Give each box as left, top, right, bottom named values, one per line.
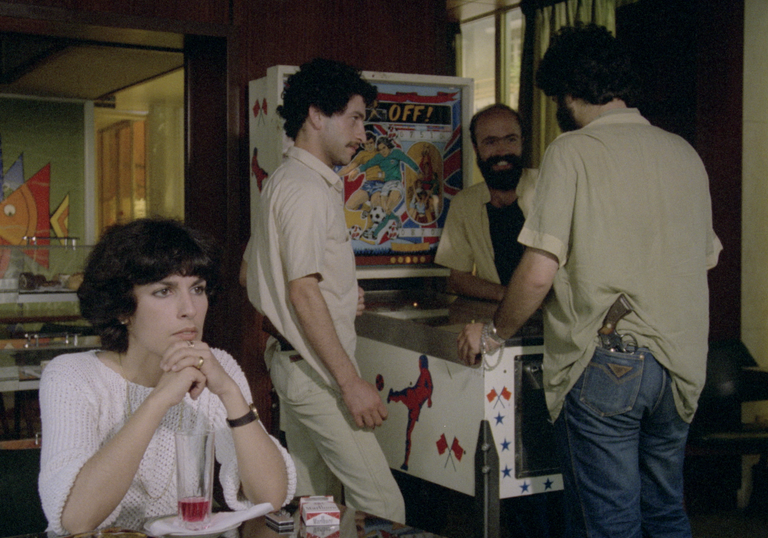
left=486, top=200, right=526, bottom=286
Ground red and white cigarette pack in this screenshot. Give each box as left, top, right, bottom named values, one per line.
left=299, top=496, right=340, bottom=526
left=300, top=524, right=340, bottom=538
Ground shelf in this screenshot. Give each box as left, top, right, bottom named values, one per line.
left=0, top=290, right=79, bottom=305
left=0, top=240, right=89, bottom=315
left=17, top=291, right=78, bottom=304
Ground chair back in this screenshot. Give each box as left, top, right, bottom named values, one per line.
left=0, top=438, right=47, bottom=537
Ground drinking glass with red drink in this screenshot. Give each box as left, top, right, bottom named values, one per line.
left=175, top=430, right=215, bottom=530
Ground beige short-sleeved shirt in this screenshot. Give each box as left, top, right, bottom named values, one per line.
left=244, top=146, right=359, bottom=387
left=519, top=108, right=722, bottom=422
left=434, top=168, right=537, bottom=283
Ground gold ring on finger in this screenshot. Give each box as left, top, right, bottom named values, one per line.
left=196, top=357, right=205, bottom=369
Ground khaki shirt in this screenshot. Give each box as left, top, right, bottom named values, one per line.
left=434, top=168, right=538, bottom=283
left=244, top=146, right=360, bottom=388
left=519, top=108, right=722, bottom=422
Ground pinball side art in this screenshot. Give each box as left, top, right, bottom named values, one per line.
left=249, top=67, right=472, bottom=267
left=357, top=336, right=563, bottom=500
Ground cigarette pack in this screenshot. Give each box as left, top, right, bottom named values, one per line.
left=299, top=496, right=340, bottom=526
left=266, top=509, right=295, bottom=533
left=300, top=524, right=340, bottom=538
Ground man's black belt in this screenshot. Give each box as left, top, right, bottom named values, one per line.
left=261, top=316, right=295, bottom=351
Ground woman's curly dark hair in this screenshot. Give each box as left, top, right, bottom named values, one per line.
left=278, top=58, right=378, bottom=140
left=77, top=218, right=221, bottom=353
left=536, top=23, right=641, bottom=106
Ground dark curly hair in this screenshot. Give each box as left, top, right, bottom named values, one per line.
left=535, top=23, right=641, bottom=106
left=77, top=218, right=221, bottom=353
left=278, top=58, right=378, bottom=140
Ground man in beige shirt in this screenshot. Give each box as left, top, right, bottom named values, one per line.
left=435, top=104, right=536, bottom=301
left=458, top=24, right=720, bottom=538
left=242, top=58, right=405, bottom=522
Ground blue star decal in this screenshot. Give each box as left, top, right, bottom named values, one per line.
left=520, top=481, right=530, bottom=493
left=502, top=466, right=512, bottom=478
left=494, top=412, right=504, bottom=425
left=544, top=478, right=553, bottom=490
left=500, top=439, right=511, bottom=451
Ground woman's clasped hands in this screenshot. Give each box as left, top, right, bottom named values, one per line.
left=159, top=339, right=236, bottom=401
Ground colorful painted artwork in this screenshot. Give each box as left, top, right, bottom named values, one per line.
left=340, top=83, right=465, bottom=265
left=0, top=136, right=71, bottom=272
left=386, top=354, right=434, bottom=471
left=0, top=97, right=85, bottom=277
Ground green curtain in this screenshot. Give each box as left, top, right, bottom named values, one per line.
left=519, top=0, right=636, bottom=167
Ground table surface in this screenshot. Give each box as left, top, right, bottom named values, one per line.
left=5, top=504, right=445, bottom=538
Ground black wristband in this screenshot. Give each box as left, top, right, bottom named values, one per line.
left=227, top=403, right=259, bottom=428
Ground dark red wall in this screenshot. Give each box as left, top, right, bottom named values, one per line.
left=617, top=0, right=743, bottom=343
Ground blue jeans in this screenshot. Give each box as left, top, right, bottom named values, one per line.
left=554, top=348, right=691, bottom=538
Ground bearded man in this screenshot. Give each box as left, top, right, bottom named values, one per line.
left=435, top=104, right=537, bottom=301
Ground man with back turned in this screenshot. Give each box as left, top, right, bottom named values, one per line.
left=458, top=24, right=721, bottom=538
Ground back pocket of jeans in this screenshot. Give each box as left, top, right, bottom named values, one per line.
left=579, top=348, right=644, bottom=416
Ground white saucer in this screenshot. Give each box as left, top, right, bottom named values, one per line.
left=144, top=514, right=240, bottom=537
left=144, top=504, right=273, bottom=538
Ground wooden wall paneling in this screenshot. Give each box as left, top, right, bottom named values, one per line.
left=183, top=27, right=273, bottom=426
left=617, top=0, right=743, bottom=342
left=694, top=0, right=743, bottom=342
left=225, top=27, right=275, bottom=425
left=183, top=33, right=235, bottom=350
left=617, top=0, right=697, bottom=144
left=0, top=0, right=230, bottom=25
left=236, top=0, right=450, bottom=84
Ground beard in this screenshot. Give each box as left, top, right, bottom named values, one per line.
left=556, top=98, right=580, bottom=132
left=477, top=153, right=524, bottom=191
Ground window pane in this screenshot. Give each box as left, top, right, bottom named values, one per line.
left=460, top=15, right=496, bottom=113
left=505, top=8, right=524, bottom=109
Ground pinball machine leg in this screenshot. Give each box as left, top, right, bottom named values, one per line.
left=475, top=419, right=500, bottom=538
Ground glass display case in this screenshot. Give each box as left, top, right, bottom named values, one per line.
left=0, top=238, right=98, bottom=400
left=0, top=238, right=91, bottom=322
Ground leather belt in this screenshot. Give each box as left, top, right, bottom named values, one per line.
left=261, top=316, right=294, bottom=351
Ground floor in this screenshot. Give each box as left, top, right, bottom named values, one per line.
left=395, top=471, right=768, bottom=538
left=690, top=511, right=768, bottom=538
left=428, top=503, right=768, bottom=538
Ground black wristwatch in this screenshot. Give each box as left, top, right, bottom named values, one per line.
left=227, top=403, right=260, bottom=428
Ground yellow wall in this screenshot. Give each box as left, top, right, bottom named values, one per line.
left=742, top=0, right=768, bottom=405
left=739, top=0, right=768, bottom=507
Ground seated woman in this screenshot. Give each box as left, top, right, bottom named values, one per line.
left=39, top=218, right=296, bottom=534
